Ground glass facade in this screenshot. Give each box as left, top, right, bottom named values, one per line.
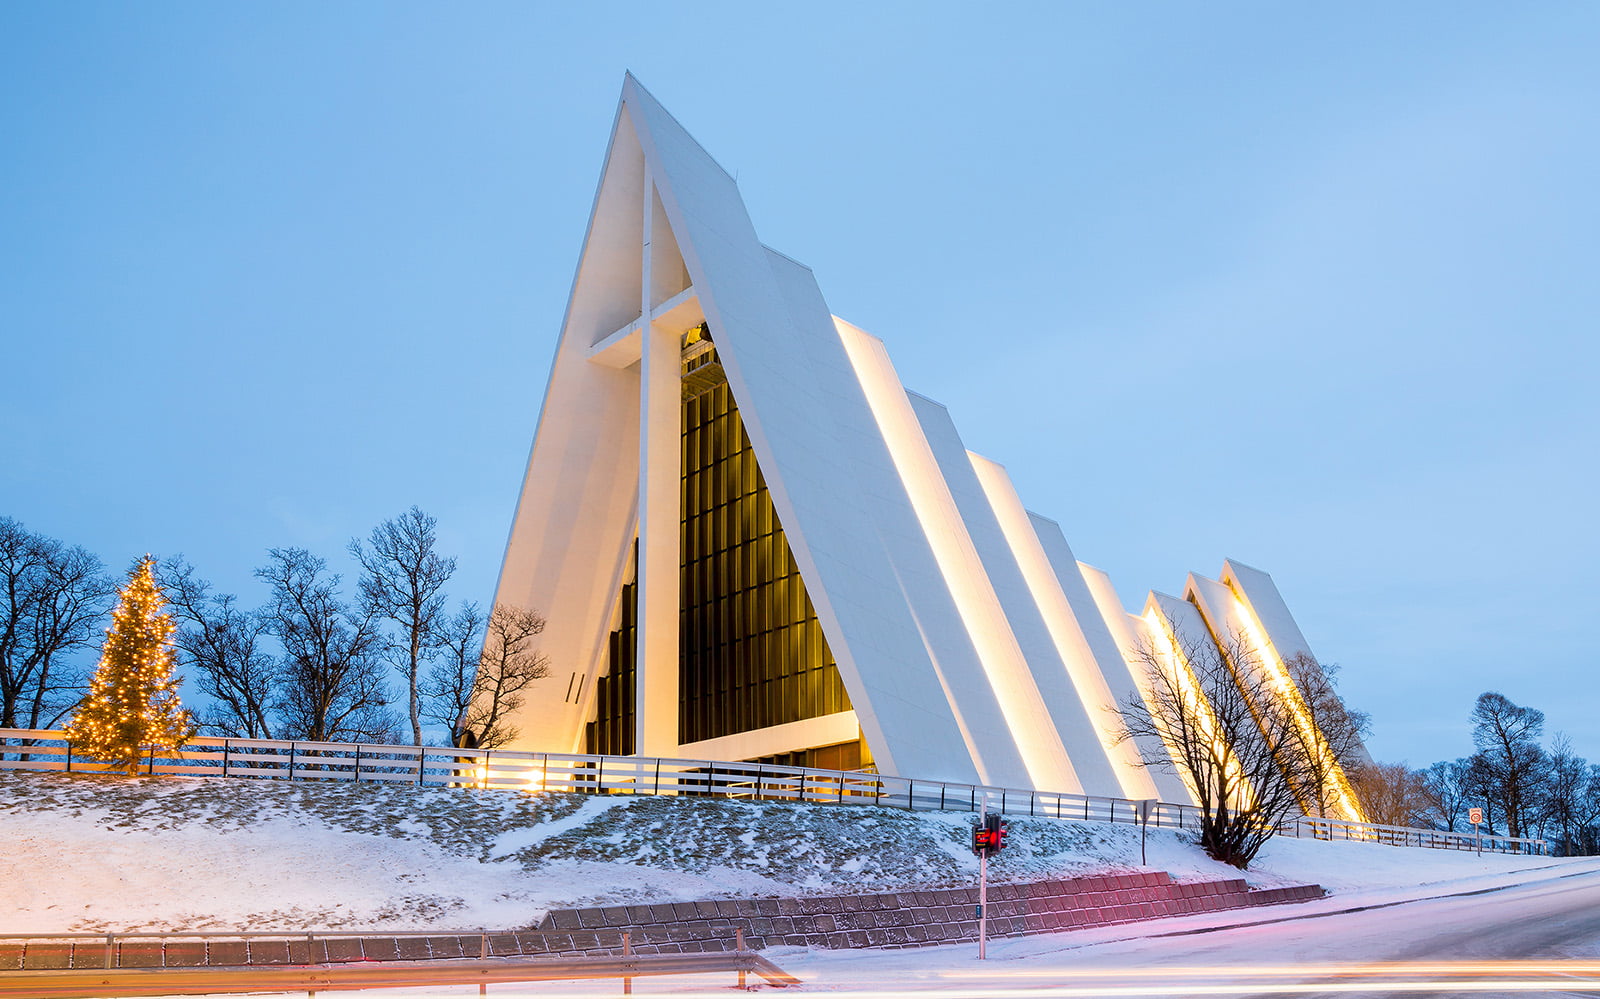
left=678, top=372, right=851, bottom=744
left=586, top=546, right=637, bottom=755
left=586, top=332, right=853, bottom=758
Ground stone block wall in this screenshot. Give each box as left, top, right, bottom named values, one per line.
left=532, top=870, right=1323, bottom=953
left=0, top=871, right=1323, bottom=971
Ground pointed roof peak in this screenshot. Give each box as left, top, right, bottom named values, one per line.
left=619, top=75, right=737, bottom=185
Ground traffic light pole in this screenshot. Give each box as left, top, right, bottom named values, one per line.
left=978, top=844, right=988, bottom=960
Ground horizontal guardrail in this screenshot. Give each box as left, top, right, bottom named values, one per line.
left=0, top=729, right=1546, bottom=854
left=0, top=925, right=799, bottom=993
left=1285, top=814, right=1544, bottom=854
left=0, top=727, right=1194, bottom=828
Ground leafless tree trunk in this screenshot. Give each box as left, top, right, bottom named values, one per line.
left=1422, top=758, right=1472, bottom=831
left=0, top=517, right=115, bottom=729
left=422, top=602, right=549, bottom=749
left=257, top=547, right=398, bottom=744
left=1540, top=734, right=1588, bottom=854
left=1117, top=623, right=1322, bottom=868
left=1464, top=752, right=1502, bottom=832
left=1470, top=691, right=1549, bottom=839
left=159, top=556, right=278, bottom=738
left=350, top=507, right=456, bottom=746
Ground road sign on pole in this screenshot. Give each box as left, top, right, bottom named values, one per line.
left=1469, top=807, right=1484, bottom=825
left=1137, top=800, right=1157, bottom=866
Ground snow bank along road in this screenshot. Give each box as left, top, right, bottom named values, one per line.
left=773, top=855, right=1600, bottom=997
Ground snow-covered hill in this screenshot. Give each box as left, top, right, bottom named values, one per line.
left=0, top=772, right=1555, bottom=934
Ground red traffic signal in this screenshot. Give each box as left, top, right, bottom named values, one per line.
left=971, top=813, right=1007, bottom=856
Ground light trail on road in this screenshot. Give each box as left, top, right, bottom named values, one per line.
left=141, top=959, right=1600, bottom=999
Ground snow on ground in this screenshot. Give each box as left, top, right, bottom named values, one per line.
left=0, top=770, right=1558, bottom=935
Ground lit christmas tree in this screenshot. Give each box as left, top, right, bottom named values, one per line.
left=65, top=556, right=193, bottom=775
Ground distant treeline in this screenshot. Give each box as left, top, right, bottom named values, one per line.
left=1357, top=693, right=1600, bottom=856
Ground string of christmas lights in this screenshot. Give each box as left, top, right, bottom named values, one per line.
left=64, top=556, right=193, bottom=775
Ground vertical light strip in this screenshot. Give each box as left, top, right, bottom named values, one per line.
left=835, top=319, right=1078, bottom=792
left=1224, top=587, right=1365, bottom=822
left=1141, top=604, right=1252, bottom=810
left=968, top=453, right=1156, bottom=800
left=1077, top=564, right=1197, bottom=806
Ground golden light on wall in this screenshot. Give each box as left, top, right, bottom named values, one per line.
left=1226, top=590, right=1365, bottom=822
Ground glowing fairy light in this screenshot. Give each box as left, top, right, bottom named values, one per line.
left=63, top=556, right=193, bottom=776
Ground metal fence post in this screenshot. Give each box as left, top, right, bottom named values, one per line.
left=354, top=745, right=361, bottom=782
left=622, top=931, right=632, bottom=995
left=288, top=742, right=296, bottom=781
left=65, top=740, right=72, bottom=773
left=737, top=927, right=747, bottom=989
left=653, top=758, right=660, bottom=795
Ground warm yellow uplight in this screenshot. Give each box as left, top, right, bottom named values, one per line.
left=1141, top=609, right=1251, bottom=810
left=1226, top=591, right=1365, bottom=822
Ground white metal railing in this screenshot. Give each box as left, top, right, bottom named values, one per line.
left=0, top=729, right=1547, bottom=855
left=1284, top=813, right=1545, bottom=854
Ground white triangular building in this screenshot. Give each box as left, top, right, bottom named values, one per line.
left=488, top=76, right=1365, bottom=815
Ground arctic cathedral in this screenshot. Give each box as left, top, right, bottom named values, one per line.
left=489, top=76, right=1368, bottom=818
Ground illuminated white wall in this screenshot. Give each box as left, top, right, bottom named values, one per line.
left=491, top=75, right=1366, bottom=807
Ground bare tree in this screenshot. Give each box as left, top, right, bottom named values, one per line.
left=350, top=507, right=456, bottom=746
left=0, top=517, right=116, bottom=729
left=256, top=548, right=398, bottom=744
left=1351, top=761, right=1432, bottom=827
left=1422, top=758, right=1472, bottom=831
left=1282, top=652, right=1371, bottom=818
left=1576, top=765, right=1600, bottom=856
left=159, top=556, right=278, bottom=738
left=1117, top=624, right=1322, bottom=868
left=1470, top=691, right=1549, bottom=839
left=1463, top=752, right=1503, bottom=832
left=422, top=602, right=549, bottom=749
left=1540, top=734, right=1590, bottom=855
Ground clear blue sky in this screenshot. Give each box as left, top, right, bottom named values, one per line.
left=3, top=3, right=1596, bottom=767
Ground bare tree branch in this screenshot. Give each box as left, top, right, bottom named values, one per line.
left=350, top=507, right=456, bottom=746
left=159, top=555, right=279, bottom=738
left=0, top=517, right=115, bottom=729
left=1117, top=623, right=1325, bottom=868
left=422, top=602, right=549, bottom=749
left=256, top=547, right=398, bottom=744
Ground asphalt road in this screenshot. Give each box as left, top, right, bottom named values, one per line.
left=781, top=856, right=1600, bottom=998
left=6, top=860, right=1598, bottom=997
